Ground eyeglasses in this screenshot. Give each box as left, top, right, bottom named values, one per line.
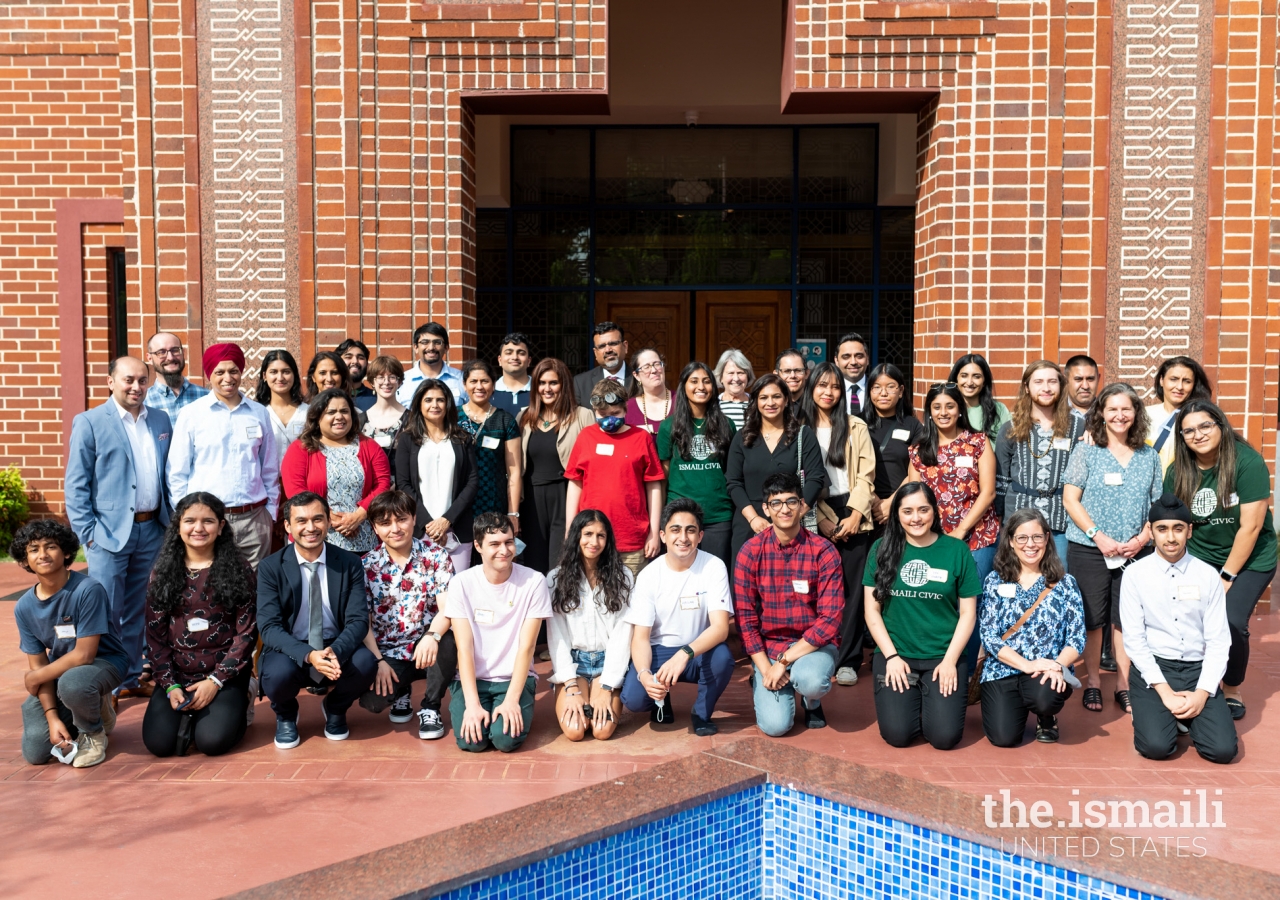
left=929, top=382, right=958, bottom=391
left=416, top=338, right=445, bottom=348
left=372, top=374, right=402, bottom=384
left=637, top=361, right=665, bottom=374
left=869, top=383, right=901, bottom=394
left=1179, top=421, right=1220, bottom=440
left=778, top=368, right=806, bottom=377
left=150, top=348, right=183, bottom=357
left=1013, top=534, right=1048, bottom=547
left=594, top=339, right=624, bottom=350
left=765, top=497, right=802, bottom=511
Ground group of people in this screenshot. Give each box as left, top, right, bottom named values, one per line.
left=13, top=322, right=1270, bottom=768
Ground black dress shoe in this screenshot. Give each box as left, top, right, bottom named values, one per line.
left=274, top=717, right=300, bottom=749
left=690, top=713, right=718, bottom=737
left=321, top=697, right=349, bottom=741
left=1225, top=697, right=1245, bottom=720
left=1098, top=653, right=1117, bottom=673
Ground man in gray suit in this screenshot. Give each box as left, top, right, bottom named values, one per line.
left=572, top=321, right=630, bottom=408
left=65, top=356, right=172, bottom=698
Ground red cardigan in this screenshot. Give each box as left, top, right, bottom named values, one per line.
left=280, top=436, right=391, bottom=510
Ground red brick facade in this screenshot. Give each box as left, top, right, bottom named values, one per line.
left=1, top=0, right=1276, bottom=514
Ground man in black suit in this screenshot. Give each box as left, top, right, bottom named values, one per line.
left=835, top=332, right=872, bottom=420
left=573, top=321, right=629, bottom=407
left=257, top=491, right=376, bottom=749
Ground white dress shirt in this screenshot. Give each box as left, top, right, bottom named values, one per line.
left=545, top=567, right=634, bottom=688
left=1120, top=550, right=1231, bottom=695
left=843, top=375, right=868, bottom=414
left=417, top=437, right=456, bottom=519
left=168, top=392, right=280, bottom=516
left=603, top=362, right=628, bottom=384
left=114, top=398, right=160, bottom=513
left=397, top=362, right=465, bottom=405
left=292, top=545, right=338, bottom=642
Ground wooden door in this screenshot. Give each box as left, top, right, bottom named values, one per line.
left=696, top=291, right=791, bottom=376
left=594, top=292, right=691, bottom=366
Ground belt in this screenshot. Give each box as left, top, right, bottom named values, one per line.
left=134, top=510, right=158, bottom=523
left=224, top=498, right=269, bottom=515
left=1008, top=479, right=1063, bottom=500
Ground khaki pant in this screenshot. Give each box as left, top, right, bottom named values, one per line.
left=619, top=550, right=649, bottom=578
left=227, top=503, right=274, bottom=569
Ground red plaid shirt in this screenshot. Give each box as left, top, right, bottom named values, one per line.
left=733, top=527, right=845, bottom=659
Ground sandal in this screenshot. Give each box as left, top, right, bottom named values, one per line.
left=1082, top=687, right=1103, bottom=712
left=1114, top=690, right=1132, bottom=715
left=1225, top=697, right=1245, bottom=720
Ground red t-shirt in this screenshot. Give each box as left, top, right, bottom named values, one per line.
left=564, top=424, right=665, bottom=551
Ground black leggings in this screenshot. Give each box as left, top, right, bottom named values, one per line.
left=1223, top=567, right=1275, bottom=686
left=979, top=673, right=1071, bottom=747
left=142, top=669, right=251, bottom=758
left=872, top=653, right=968, bottom=750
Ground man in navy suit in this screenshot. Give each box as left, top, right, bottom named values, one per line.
left=65, top=356, right=173, bottom=698
left=257, top=492, right=376, bottom=749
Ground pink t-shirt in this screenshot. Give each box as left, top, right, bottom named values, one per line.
left=446, top=563, right=552, bottom=682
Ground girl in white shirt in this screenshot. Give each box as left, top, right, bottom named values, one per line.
left=547, top=510, right=634, bottom=741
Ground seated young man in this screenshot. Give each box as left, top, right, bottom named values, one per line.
left=12, top=521, right=127, bottom=768
left=447, top=511, right=552, bottom=752
left=360, top=490, right=457, bottom=740
left=1120, top=493, right=1237, bottom=764
left=621, top=498, right=735, bottom=737
left=734, top=473, right=845, bottom=735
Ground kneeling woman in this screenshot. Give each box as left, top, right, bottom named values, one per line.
left=863, top=483, right=981, bottom=750
left=978, top=509, right=1085, bottom=746
left=143, top=493, right=258, bottom=757
left=547, top=510, right=634, bottom=741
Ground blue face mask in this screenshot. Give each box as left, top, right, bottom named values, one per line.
left=597, top=415, right=626, bottom=434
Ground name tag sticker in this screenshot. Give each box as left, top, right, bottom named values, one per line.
left=679, top=593, right=702, bottom=611
left=792, top=579, right=810, bottom=594
left=481, top=436, right=500, bottom=450
left=595, top=443, right=614, bottom=456
left=954, top=456, right=974, bottom=469
left=1104, top=472, right=1124, bottom=486
left=926, top=567, right=949, bottom=583
left=187, top=617, right=210, bottom=632
left=54, top=624, right=76, bottom=641
left=289, top=423, right=304, bottom=438
left=892, top=429, right=911, bottom=441
left=244, top=423, right=263, bottom=439
left=1052, top=437, right=1072, bottom=451
left=997, top=583, right=1018, bottom=598
left=1177, top=585, right=1202, bottom=602
left=473, top=608, right=495, bottom=625
left=1226, top=493, right=1240, bottom=508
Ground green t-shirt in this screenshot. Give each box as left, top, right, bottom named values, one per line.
left=1163, top=441, right=1277, bottom=572
left=656, top=417, right=735, bottom=525
left=862, top=533, right=982, bottom=659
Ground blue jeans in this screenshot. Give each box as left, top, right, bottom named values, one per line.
left=85, top=518, right=164, bottom=689
left=21, top=658, right=122, bottom=764
left=966, top=543, right=998, bottom=672
left=1052, top=531, right=1069, bottom=574
left=751, top=645, right=838, bottom=737
left=571, top=648, right=605, bottom=680
left=621, top=643, right=735, bottom=720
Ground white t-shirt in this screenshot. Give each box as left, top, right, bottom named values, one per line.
left=447, top=563, right=552, bottom=682
left=624, top=550, right=734, bottom=648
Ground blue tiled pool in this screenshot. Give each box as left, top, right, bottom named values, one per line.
left=440, top=784, right=1169, bottom=900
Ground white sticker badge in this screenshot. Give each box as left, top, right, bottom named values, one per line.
left=1225, top=493, right=1240, bottom=508
left=244, top=423, right=263, bottom=440
left=187, top=617, right=210, bottom=632
left=473, top=608, right=495, bottom=625
left=954, top=456, right=974, bottom=469
left=481, top=436, right=500, bottom=450
left=679, top=593, right=702, bottom=611
left=926, top=567, right=949, bottom=583
left=54, top=624, right=76, bottom=641
left=1052, top=437, right=1072, bottom=451
left=997, top=583, right=1017, bottom=598
left=1177, top=585, right=1202, bottom=602
left=892, top=429, right=911, bottom=441
left=595, top=443, right=614, bottom=456
left=1104, top=472, right=1123, bottom=486
left=792, top=579, right=810, bottom=594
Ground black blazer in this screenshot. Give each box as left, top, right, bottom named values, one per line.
left=257, top=544, right=368, bottom=666
left=394, top=431, right=479, bottom=540
left=573, top=367, right=633, bottom=409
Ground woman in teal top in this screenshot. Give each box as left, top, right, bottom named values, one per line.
left=1167, top=399, right=1276, bottom=721
left=949, top=353, right=1012, bottom=439
left=458, top=360, right=523, bottom=528
left=863, top=482, right=981, bottom=750
left=657, top=361, right=736, bottom=569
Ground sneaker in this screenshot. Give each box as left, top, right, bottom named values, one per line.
left=72, top=730, right=108, bottom=768
left=274, top=717, right=300, bottom=750
left=417, top=708, right=446, bottom=740
left=1035, top=714, right=1059, bottom=743
left=100, top=692, right=117, bottom=736
left=1175, top=720, right=1190, bottom=736
left=803, top=702, right=827, bottom=729
left=650, top=696, right=675, bottom=725
left=321, top=697, right=349, bottom=741
left=389, top=694, right=414, bottom=724
left=835, top=667, right=858, bottom=687
left=690, top=713, right=718, bottom=737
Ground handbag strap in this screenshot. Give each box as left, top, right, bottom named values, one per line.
left=797, top=427, right=805, bottom=485
left=1001, top=583, right=1055, bottom=642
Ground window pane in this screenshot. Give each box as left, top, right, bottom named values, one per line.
left=798, top=128, right=876, bottom=204
left=595, top=209, right=790, bottom=286
left=512, top=293, right=591, bottom=371
left=476, top=293, right=508, bottom=366
left=596, top=129, right=792, bottom=205
left=879, top=290, right=914, bottom=390
left=477, top=210, right=507, bottom=289
left=511, top=128, right=590, bottom=205
left=879, top=208, right=915, bottom=284
left=798, top=209, right=873, bottom=284
left=513, top=211, right=589, bottom=287
left=797, top=292, right=873, bottom=371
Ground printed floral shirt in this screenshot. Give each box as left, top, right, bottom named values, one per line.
left=908, top=430, right=1001, bottom=550
left=978, top=571, right=1086, bottom=682
left=363, top=538, right=454, bottom=660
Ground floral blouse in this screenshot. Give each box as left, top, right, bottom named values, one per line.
left=363, top=537, right=454, bottom=660
left=145, top=565, right=258, bottom=692
left=909, top=431, right=1000, bottom=550
left=978, top=571, right=1086, bottom=682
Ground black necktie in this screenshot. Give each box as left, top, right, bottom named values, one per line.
left=849, top=383, right=861, bottom=414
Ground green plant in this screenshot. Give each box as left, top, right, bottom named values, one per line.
left=0, top=466, right=31, bottom=553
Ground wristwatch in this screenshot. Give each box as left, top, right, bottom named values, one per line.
left=1085, top=525, right=1100, bottom=540
left=1220, top=568, right=1238, bottom=583
left=427, top=632, right=444, bottom=643
left=679, top=645, right=695, bottom=660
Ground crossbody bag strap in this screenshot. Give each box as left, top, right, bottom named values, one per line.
left=1001, top=584, right=1055, bottom=642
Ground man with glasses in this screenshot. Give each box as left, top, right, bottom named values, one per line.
left=774, top=348, right=808, bottom=408
left=573, top=321, right=629, bottom=408
left=734, top=473, right=844, bottom=735
left=144, top=332, right=209, bottom=418
left=397, top=322, right=464, bottom=405
left=336, top=339, right=375, bottom=411
left=492, top=332, right=533, bottom=416
left=835, top=333, right=872, bottom=419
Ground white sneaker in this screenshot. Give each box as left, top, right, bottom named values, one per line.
left=72, top=730, right=108, bottom=768
left=389, top=695, right=414, bottom=724
left=835, top=667, right=859, bottom=686
left=417, top=708, right=446, bottom=740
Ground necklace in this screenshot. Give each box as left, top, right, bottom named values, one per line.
left=639, top=389, right=670, bottom=432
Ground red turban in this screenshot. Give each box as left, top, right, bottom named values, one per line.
left=202, top=342, right=246, bottom=379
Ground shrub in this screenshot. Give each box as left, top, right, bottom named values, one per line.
left=0, top=467, right=31, bottom=552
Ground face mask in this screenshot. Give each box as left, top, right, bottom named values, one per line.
left=597, top=416, right=626, bottom=433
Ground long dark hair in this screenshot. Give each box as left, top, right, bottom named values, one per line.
left=305, top=351, right=353, bottom=401
left=867, top=363, right=913, bottom=418
left=254, top=349, right=304, bottom=406
left=148, top=493, right=254, bottom=616
left=948, top=353, right=1000, bottom=437
left=1154, top=356, right=1213, bottom=405
left=873, top=483, right=943, bottom=612
left=520, top=358, right=577, bottom=433
left=741, top=373, right=801, bottom=449
left=552, top=510, right=631, bottom=615
left=992, top=508, right=1065, bottom=586
left=1171, top=399, right=1244, bottom=513
left=404, top=378, right=468, bottom=445
left=915, top=382, right=974, bottom=467
left=669, top=361, right=733, bottom=464
left=298, top=388, right=357, bottom=453
left=800, top=361, right=850, bottom=469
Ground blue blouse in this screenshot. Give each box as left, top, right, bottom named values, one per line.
left=979, top=572, right=1086, bottom=682
left=1062, top=443, right=1163, bottom=545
